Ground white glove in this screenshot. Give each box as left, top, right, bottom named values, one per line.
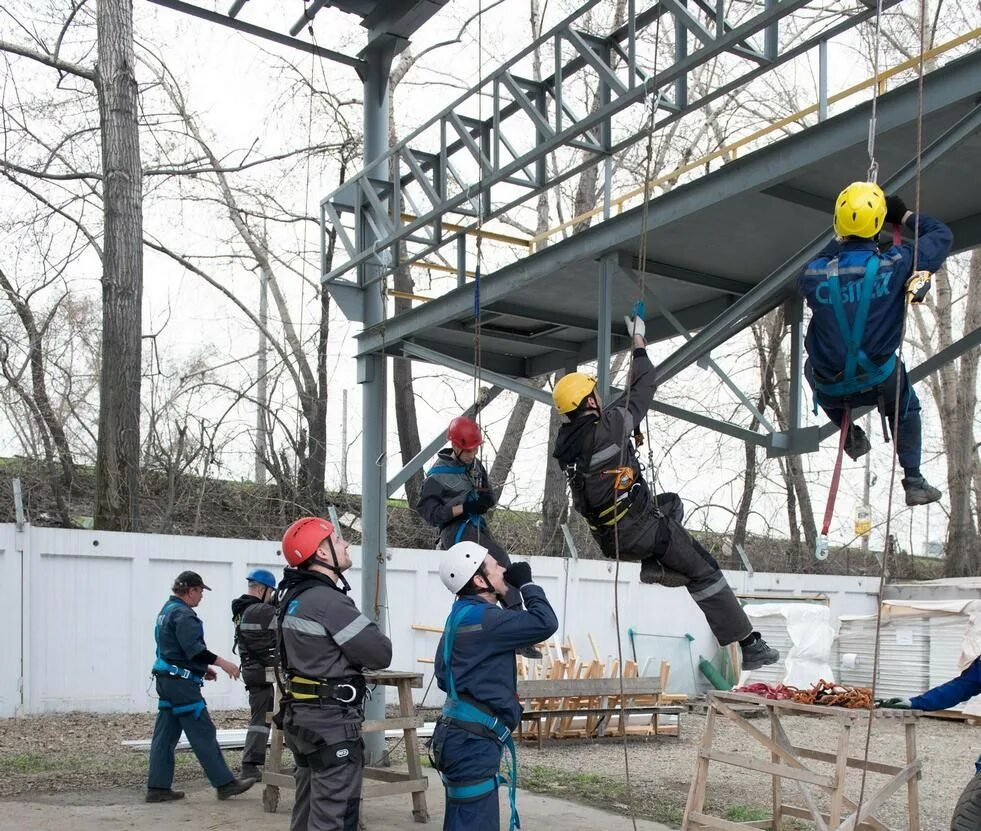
left=624, top=314, right=646, bottom=340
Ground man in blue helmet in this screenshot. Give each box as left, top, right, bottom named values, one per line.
left=232, top=568, right=280, bottom=780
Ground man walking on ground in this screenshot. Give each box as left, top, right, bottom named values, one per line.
left=146, top=570, right=256, bottom=802
left=232, top=568, right=279, bottom=780
left=551, top=312, right=779, bottom=670
left=278, top=517, right=393, bottom=831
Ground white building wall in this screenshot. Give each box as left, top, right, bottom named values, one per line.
left=0, top=523, right=881, bottom=716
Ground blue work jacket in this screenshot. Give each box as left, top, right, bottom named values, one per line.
left=155, top=596, right=211, bottom=675
left=910, top=656, right=981, bottom=711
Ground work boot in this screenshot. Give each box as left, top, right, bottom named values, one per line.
left=902, top=476, right=942, bottom=506
left=518, top=646, right=543, bottom=660
left=640, top=557, right=690, bottom=587
left=216, top=777, right=257, bottom=800
left=241, top=763, right=262, bottom=781
left=843, top=424, right=871, bottom=461
left=740, top=634, right=779, bottom=670
left=145, top=788, right=185, bottom=803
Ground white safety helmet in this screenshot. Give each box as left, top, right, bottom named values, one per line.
left=439, top=541, right=487, bottom=594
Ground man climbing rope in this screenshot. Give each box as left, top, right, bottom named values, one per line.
left=416, top=417, right=540, bottom=659
left=430, top=541, right=558, bottom=831
left=146, top=571, right=256, bottom=803
left=231, top=568, right=279, bottom=780
left=551, top=314, right=779, bottom=670
left=798, top=181, right=953, bottom=506
left=277, top=517, right=392, bottom=831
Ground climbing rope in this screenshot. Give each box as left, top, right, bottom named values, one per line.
left=607, top=15, right=664, bottom=830
left=472, top=0, right=486, bottom=545
left=853, top=0, right=929, bottom=819
left=865, top=0, right=886, bottom=182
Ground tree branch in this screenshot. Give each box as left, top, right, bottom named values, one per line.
left=0, top=37, right=95, bottom=82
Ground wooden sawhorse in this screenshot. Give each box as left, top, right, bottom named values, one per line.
left=682, top=691, right=921, bottom=831
left=261, top=669, right=429, bottom=823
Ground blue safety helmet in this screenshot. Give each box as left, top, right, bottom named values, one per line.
left=246, top=568, right=277, bottom=590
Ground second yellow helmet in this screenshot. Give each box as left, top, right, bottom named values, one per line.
left=552, top=372, right=598, bottom=414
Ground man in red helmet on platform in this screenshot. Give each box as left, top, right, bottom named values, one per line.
left=416, top=416, right=541, bottom=658
left=276, top=517, right=392, bottom=831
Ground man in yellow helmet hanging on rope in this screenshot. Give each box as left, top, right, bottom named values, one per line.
left=798, top=181, right=952, bottom=506
left=551, top=316, right=779, bottom=670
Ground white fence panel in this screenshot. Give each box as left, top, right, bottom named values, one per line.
left=0, top=525, right=21, bottom=717
left=0, top=523, right=884, bottom=716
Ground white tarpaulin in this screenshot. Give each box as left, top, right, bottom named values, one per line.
left=880, top=599, right=981, bottom=670
left=742, top=603, right=835, bottom=688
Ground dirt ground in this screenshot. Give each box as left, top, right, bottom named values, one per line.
left=1, top=707, right=976, bottom=829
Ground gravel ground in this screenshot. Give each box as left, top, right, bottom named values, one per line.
left=1, top=707, right=976, bottom=829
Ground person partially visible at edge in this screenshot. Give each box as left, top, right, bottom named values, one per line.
left=231, top=568, right=279, bottom=780
left=550, top=311, right=779, bottom=671
left=883, top=654, right=981, bottom=773
left=277, top=517, right=392, bottom=831
left=431, top=541, right=558, bottom=831
left=797, top=181, right=953, bottom=506
left=416, top=416, right=542, bottom=659
left=146, top=570, right=257, bottom=803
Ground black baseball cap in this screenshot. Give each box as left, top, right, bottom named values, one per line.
left=173, top=570, right=211, bottom=591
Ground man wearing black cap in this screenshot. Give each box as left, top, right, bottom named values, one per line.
left=146, top=571, right=256, bottom=803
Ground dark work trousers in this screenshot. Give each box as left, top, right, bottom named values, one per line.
left=438, top=519, right=522, bottom=610
left=606, top=499, right=752, bottom=647
left=433, top=721, right=503, bottom=831
left=806, top=359, right=922, bottom=472
left=242, top=680, right=274, bottom=768
left=284, top=703, right=364, bottom=831
left=655, top=516, right=753, bottom=646
left=147, top=675, right=235, bottom=789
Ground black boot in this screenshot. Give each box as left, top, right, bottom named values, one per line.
left=145, top=788, right=185, bottom=803
left=241, top=763, right=262, bottom=781
left=902, top=476, right=941, bottom=506
left=216, top=777, right=257, bottom=800
left=640, top=557, right=690, bottom=587
left=843, top=424, right=871, bottom=461
left=740, top=634, right=779, bottom=670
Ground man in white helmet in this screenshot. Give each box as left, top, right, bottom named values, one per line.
left=430, top=541, right=558, bottom=831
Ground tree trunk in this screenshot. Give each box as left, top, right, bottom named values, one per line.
left=490, top=377, right=547, bottom=492
left=392, top=255, right=423, bottom=506
left=94, top=0, right=143, bottom=531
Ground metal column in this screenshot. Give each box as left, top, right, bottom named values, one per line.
left=359, top=38, right=395, bottom=765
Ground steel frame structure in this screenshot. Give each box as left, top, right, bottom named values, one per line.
left=322, top=0, right=901, bottom=298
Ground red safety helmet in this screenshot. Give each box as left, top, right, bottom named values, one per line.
left=281, top=516, right=334, bottom=567
left=447, top=416, right=483, bottom=451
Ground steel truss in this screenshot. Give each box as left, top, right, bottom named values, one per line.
left=322, top=0, right=900, bottom=294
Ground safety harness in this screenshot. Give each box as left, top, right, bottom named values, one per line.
left=562, top=421, right=643, bottom=531
left=273, top=572, right=369, bottom=770
left=435, top=600, right=520, bottom=830
left=810, top=255, right=896, bottom=405
left=151, top=599, right=206, bottom=718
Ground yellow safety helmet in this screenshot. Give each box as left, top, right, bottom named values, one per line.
left=552, top=372, right=598, bottom=414
left=833, top=181, right=886, bottom=239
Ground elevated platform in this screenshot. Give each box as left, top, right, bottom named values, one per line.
left=356, top=49, right=981, bottom=386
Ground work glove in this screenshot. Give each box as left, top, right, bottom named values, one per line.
left=624, top=313, right=646, bottom=340
left=503, top=561, right=533, bottom=588
left=466, top=489, right=495, bottom=514
left=876, top=697, right=913, bottom=716
left=885, top=195, right=907, bottom=225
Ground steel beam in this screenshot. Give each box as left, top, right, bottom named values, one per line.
left=324, top=0, right=899, bottom=285
left=146, top=0, right=366, bottom=70
left=597, top=255, right=615, bottom=402
left=402, top=342, right=554, bottom=407
left=386, top=386, right=504, bottom=497
left=618, top=251, right=754, bottom=294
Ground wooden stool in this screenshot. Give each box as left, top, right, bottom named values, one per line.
left=261, top=669, right=429, bottom=823
left=682, top=691, right=921, bottom=831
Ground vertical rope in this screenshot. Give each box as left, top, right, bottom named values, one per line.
left=866, top=0, right=886, bottom=182
left=853, top=0, right=928, bottom=820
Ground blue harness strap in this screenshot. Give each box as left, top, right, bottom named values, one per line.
left=157, top=698, right=207, bottom=719
left=813, top=256, right=897, bottom=403
left=453, top=513, right=486, bottom=544
left=152, top=600, right=205, bottom=686
left=440, top=602, right=520, bottom=830
left=427, top=463, right=467, bottom=476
